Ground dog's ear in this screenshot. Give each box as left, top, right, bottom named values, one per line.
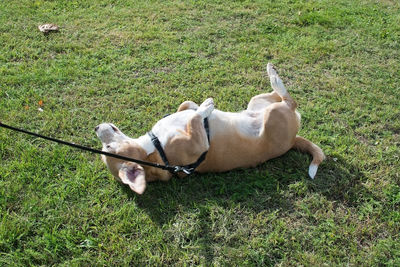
left=118, top=163, right=146, bottom=194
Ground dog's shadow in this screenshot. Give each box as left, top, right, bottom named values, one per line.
left=121, top=151, right=367, bottom=264
left=126, top=151, right=367, bottom=225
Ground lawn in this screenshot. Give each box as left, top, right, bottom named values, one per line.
left=1, top=0, right=399, bottom=265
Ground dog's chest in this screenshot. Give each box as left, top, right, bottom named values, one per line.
left=150, top=109, right=264, bottom=150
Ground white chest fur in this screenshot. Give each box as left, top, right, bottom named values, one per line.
left=148, top=108, right=264, bottom=150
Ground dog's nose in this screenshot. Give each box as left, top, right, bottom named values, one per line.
left=95, top=126, right=99, bottom=131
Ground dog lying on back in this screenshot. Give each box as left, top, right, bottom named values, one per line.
left=95, top=63, right=325, bottom=194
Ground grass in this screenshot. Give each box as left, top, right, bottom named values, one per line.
left=1, top=0, right=399, bottom=265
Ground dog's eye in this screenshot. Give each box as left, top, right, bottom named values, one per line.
left=106, top=145, right=111, bottom=149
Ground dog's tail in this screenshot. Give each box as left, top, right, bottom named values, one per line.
left=292, top=136, right=325, bottom=179
left=267, top=63, right=297, bottom=111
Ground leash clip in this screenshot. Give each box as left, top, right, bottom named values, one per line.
left=173, top=166, right=194, bottom=175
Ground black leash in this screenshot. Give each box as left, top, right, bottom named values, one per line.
left=0, top=121, right=188, bottom=174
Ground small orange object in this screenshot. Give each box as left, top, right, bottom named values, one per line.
left=38, top=100, right=43, bottom=106
left=25, top=105, right=29, bottom=110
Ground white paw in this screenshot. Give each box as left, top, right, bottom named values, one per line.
left=267, top=63, right=278, bottom=77
left=267, top=63, right=288, bottom=97
left=197, top=98, right=214, bottom=118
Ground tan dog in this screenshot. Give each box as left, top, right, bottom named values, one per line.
left=95, top=63, right=325, bottom=194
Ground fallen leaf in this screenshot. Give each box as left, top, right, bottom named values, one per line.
left=38, top=24, right=59, bottom=33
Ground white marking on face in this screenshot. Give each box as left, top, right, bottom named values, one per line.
left=95, top=123, right=128, bottom=145
left=96, top=123, right=156, bottom=155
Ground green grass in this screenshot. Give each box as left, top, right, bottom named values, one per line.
left=1, top=0, right=399, bottom=265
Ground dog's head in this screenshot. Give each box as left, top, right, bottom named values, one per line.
left=95, top=123, right=148, bottom=194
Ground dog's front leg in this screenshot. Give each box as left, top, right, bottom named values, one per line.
left=196, top=98, right=214, bottom=119
left=167, top=98, right=214, bottom=166
left=177, top=101, right=199, bottom=112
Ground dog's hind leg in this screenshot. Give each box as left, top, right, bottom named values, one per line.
left=177, top=101, right=199, bottom=112
left=247, top=92, right=281, bottom=111
left=267, top=63, right=297, bottom=111
left=247, top=64, right=287, bottom=111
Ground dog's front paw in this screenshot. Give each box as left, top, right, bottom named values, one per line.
left=197, top=98, right=214, bottom=118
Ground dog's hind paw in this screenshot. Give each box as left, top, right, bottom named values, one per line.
left=267, top=63, right=277, bottom=77
left=197, top=98, right=214, bottom=118
left=267, top=63, right=288, bottom=97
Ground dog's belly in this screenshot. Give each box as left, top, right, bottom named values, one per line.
left=209, top=110, right=264, bottom=138
left=152, top=108, right=273, bottom=172
left=196, top=110, right=271, bottom=172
